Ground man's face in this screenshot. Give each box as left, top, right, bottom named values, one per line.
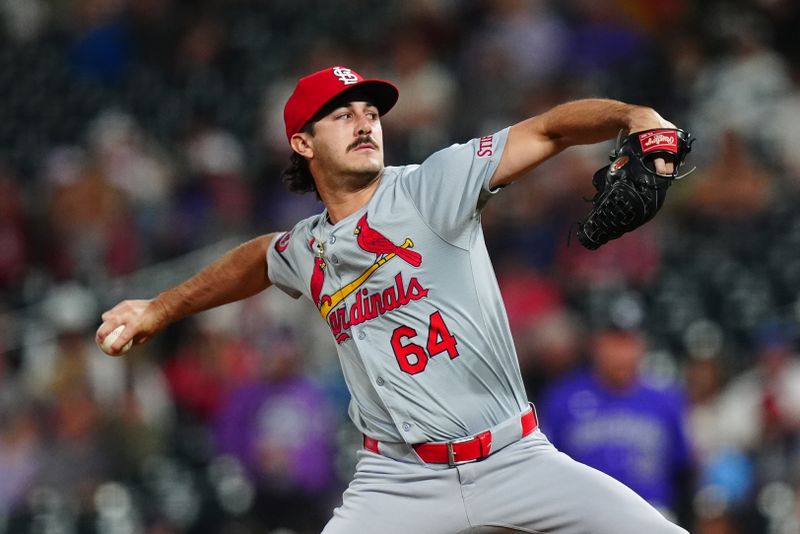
left=306, top=101, right=384, bottom=188
left=592, top=330, right=645, bottom=390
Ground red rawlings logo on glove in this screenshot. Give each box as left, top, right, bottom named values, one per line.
left=638, top=130, right=678, bottom=154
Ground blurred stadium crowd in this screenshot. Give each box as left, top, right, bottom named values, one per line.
left=1, top=0, right=800, bottom=532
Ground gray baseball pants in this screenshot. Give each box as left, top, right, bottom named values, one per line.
left=322, top=429, right=689, bottom=534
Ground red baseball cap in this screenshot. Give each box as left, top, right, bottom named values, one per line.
left=283, top=66, right=399, bottom=143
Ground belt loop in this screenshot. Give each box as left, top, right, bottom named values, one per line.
left=477, top=431, right=492, bottom=456
left=447, top=442, right=456, bottom=467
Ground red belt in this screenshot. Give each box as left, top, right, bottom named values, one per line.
left=363, top=408, right=538, bottom=467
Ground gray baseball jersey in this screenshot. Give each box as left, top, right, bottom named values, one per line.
left=267, top=128, right=529, bottom=444
left=268, top=129, right=689, bottom=534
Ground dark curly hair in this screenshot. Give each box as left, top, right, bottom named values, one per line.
left=281, top=121, right=317, bottom=197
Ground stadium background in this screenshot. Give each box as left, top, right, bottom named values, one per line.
left=1, top=0, right=800, bottom=532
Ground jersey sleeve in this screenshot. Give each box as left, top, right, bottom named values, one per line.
left=400, top=127, right=509, bottom=248
left=266, top=230, right=305, bottom=299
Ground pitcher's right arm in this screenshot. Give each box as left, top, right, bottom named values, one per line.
left=96, top=233, right=279, bottom=355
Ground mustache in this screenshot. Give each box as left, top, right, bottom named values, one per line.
left=348, top=136, right=378, bottom=151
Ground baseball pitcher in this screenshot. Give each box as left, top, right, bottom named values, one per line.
left=98, top=66, right=692, bottom=533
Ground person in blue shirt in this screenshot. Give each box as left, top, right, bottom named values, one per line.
left=538, top=325, right=694, bottom=518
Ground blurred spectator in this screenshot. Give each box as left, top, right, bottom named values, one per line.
left=36, top=379, right=108, bottom=506
left=86, top=109, right=175, bottom=248
left=538, top=325, right=693, bottom=518
left=759, top=0, right=800, bottom=65
left=67, top=0, right=134, bottom=85
left=0, top=0, right=49, bottom=44
left=663, top=34, right=706, bottom=115
left=0, top=343, right=42, bottom=517
left=163, top=306, right=262, bottom=423
left=714, top=322, right=800, bottom=461
left=682, top=320, right=756, bottom=520
left=556, top=224, right=663, bottom=290
left=458, top=0, right=570, bottom=134
left=0, top=167, right=30, bottom=301
left=99, top=353, right=176, bottom=479
left=692, top=485, right=743, bottom=534
left=499, top=260, right=564, bottom=334
left=184, top=122, right=248, bottom=232
left=764, top=67, right=800, bottom=182
left=497, top=259, right=574, bottom=400
left=617, top=0, right=689, bottom=37
left=214, top=331, right=336, bottom=533
left=567, top=0, right=679, bottom=106
left=163, top=119, right=251, bottom=255
left=683, top=320, right=731, bottom=464
left=677, top=129, right=773, bottom=224
left=25, top=282, right=102, bottom=397
left=242, top=288, right=341, bottom=384
left=27, top=283, right=174, bottom=482
left=566, top=0, right=649, bottom=74
left=0, top=396, right=42, bottom=517
left=689, top=9, right=792, bottom=153
left=45, top=145, right=142, bottom=280
left=25, top=285, right=110, bottom=513
left=517, top=309, right=585, bottom=402
left=126, top=0, right=179, bottom=72
left=175, top=16, right=228, bottom=76
left=383, top=26, right=457, bottom=162
left=483, top=141, right=602, bottom=271
left=477, top=0, right=569, bottom=88
left=687, top=320, right=800, bottom=534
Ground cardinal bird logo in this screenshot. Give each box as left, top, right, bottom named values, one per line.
left=310, top=255, right=326, bottom=306
left=308, top=237, right=330, bottom=308
left=354, top=214, right=422, bottom=267
left=309, top=213, right=424, bottom=328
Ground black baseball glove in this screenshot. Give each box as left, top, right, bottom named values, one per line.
left=575, top=128, right=694, bottom=250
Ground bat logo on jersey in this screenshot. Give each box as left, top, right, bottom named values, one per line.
left=309, top=213, right=426, bottom=343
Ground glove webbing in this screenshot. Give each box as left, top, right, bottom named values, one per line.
left=576, top=179, right=650, bottom=250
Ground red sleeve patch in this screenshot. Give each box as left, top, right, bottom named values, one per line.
left=275, top=231, right=291, bottom=253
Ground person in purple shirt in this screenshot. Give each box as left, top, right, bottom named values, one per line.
left=538, top=325, right=694, bottom=518
left=214, top=333, right=337, bottom=532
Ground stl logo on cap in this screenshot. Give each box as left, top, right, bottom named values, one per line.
left=333, top=67, right=359, bottom=85
left=283, top=66, right=398, bottom=143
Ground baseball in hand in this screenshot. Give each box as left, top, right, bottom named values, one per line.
left=99, top=324, right=133, bottom=355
